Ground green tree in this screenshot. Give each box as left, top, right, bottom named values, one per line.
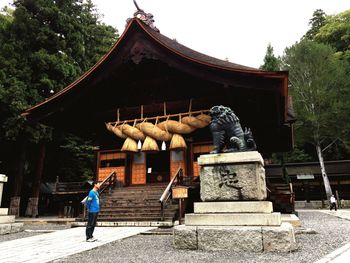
left=304, top=9, right=327, bottom=40
left=314, top=10, right=350, bottom=61
left=0, top=0, right=118, bottom=193
left=281, top=40, right=350, bottom=199
left=260, top=43, right=280, bottom=70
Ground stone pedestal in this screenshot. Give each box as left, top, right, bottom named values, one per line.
left=173, top=152, right=297, bottom=252
left=0, top=174, right=23, bottom=235
left=198, top=151, right=267, bottom=201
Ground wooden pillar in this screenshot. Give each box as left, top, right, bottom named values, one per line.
left=9, top=137, right=27, bottom=217
left=25, top=141, right=46, bottom=217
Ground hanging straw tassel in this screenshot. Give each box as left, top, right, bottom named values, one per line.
left=141, top=117, right=160, bottom=152
left=142, top=136, right=159, bottom=152
left=169, top=115, right=187, bottom=150
left=170, top=134, right=187, bottom=150
left=121, top=137, right=138, bottom=152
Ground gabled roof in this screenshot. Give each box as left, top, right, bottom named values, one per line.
left=22, top=17, right=293, bottom=152
left=23, top=18, right=288, bottom=119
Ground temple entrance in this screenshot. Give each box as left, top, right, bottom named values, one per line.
left=146, top=151, right=170, bottom=183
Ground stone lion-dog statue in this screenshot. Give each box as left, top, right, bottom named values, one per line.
left=209, top=105, right=257, bottom=154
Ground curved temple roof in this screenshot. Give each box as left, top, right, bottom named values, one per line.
left=22, top=17, right=293, bottom=152
left=23, top=18, right=288, bottom=117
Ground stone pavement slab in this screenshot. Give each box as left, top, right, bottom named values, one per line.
left=318, top=209, right=350, bottom=221
left=312, top=209, right=350, bottom=263
left=0, top=226, right=155, bottom=263
left=314, top=242, right=350, bottom=263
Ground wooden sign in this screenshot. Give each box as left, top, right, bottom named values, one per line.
left=172, top=186, right=188, bottom=199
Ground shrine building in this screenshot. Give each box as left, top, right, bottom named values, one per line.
left=22, top=9, right=294, bottom=222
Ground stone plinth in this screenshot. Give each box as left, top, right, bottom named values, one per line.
left=173, top=223, right=297, bottom=252
left=194, top=201, right=273, bottom=214
left=0, top=223, right=24, bottom=235
left=0, top=215, right=15, bottom=224
left=0, top=208, right=8, bottom=215
left=198, top=152, right=267, bottom=201
left=185, top=212, right=281, bottom=226
left=173, top=225, right=198, bottom=250
left=173, top=152, right=297, bottom=252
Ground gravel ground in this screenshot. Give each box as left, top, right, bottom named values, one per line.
left=1, top=211, right=349, bottom=263
left=0, top=223, right=71, bottom=242
left=49, top=211, right=350, bottom=263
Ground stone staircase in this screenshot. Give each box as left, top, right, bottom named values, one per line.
left=98, top=183, right=179, bottom=222
left=267, top=182, right=295, bottom=213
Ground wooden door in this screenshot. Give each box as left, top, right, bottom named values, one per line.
left=170, top=150, right=186, bottom=179
left=131, top=152, right=146, bottom=185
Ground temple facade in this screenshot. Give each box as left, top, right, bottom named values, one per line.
left=21, top=11, right=294, bottom=220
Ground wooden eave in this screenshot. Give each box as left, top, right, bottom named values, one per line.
left=21, top=18, right=292, bottom=152
left=22, top=18, right=289, bottom=121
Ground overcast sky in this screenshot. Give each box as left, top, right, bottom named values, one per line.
left=1, top=0, right=350, bottom=68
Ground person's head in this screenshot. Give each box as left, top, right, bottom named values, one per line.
left=93, top=182, right=101, bottom=191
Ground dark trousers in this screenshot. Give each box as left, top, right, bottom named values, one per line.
left=86, top=212, right=98, bottom=239
left=330, top=202, right=337, bottom=211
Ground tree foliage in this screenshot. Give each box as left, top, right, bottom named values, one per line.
left=260, top=43, right=280, bottom=71
left=281, top=39, right=350, bottom=198
left=282, top=40, right=350, bottom=149
left=314, top=10, right=350, bottom=61
left=303, top=9, right=327, bottom=40
left=0, top=0, right=118, bottom=183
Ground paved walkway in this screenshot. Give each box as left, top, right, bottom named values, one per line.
left=312, top=209, right=350, bottom=263
left=0, top=226, right=155, bottom=263
left=318, top=209, right=350, bottom=221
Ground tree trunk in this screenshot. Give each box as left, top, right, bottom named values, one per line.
left=316, top=143, right=332, bottom=200
left=25, top=141, right=46, bottom=217
left=9, top=137, right=27, bottom=216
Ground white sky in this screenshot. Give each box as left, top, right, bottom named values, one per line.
left=1, top=0, right=350, bottom=68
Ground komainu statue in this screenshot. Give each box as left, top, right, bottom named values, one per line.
left=209, top=105, right=257, bottom=154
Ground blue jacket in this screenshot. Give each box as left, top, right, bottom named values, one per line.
left=86, top=189, right=100, bottom=213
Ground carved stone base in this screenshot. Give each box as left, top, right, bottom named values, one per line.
left=173, top=223, right=297, bottom=252
left=198, top=151, right=267, bottom=201
left=0, top=223, right=24, bottom=235
left=9, top=196, right=21, bottom=217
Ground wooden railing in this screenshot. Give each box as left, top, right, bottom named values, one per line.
left=81, top=171, right=118, bottom=219
left=53, top=181, right=89, bottom=194
left=159, top=167, right=183, bottom=221
left=99, top=171, right=118, bottom=195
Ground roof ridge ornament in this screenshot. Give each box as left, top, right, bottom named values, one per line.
left=127, top=0, right=160, bottom=32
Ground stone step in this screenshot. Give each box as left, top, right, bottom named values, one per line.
left=0, top=223, right=23, bottom=235
left=105, top=192, right=163, bottom=196
left=72, top=221, right=173, bottom=227
left=0, top=215, right=15, bottom=224
left=194, top=201, right=273, bottom=214
left=98, top=184, right=177, bottom=222
left=98, top=216, right=173, bottom=221
left=103, top=198, right=161, bottom=203
left=0, top=208, right=8, bottom=215
left=185, top=212, right=282, bottom=226
left=100, top=206, right=178, bottom=212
